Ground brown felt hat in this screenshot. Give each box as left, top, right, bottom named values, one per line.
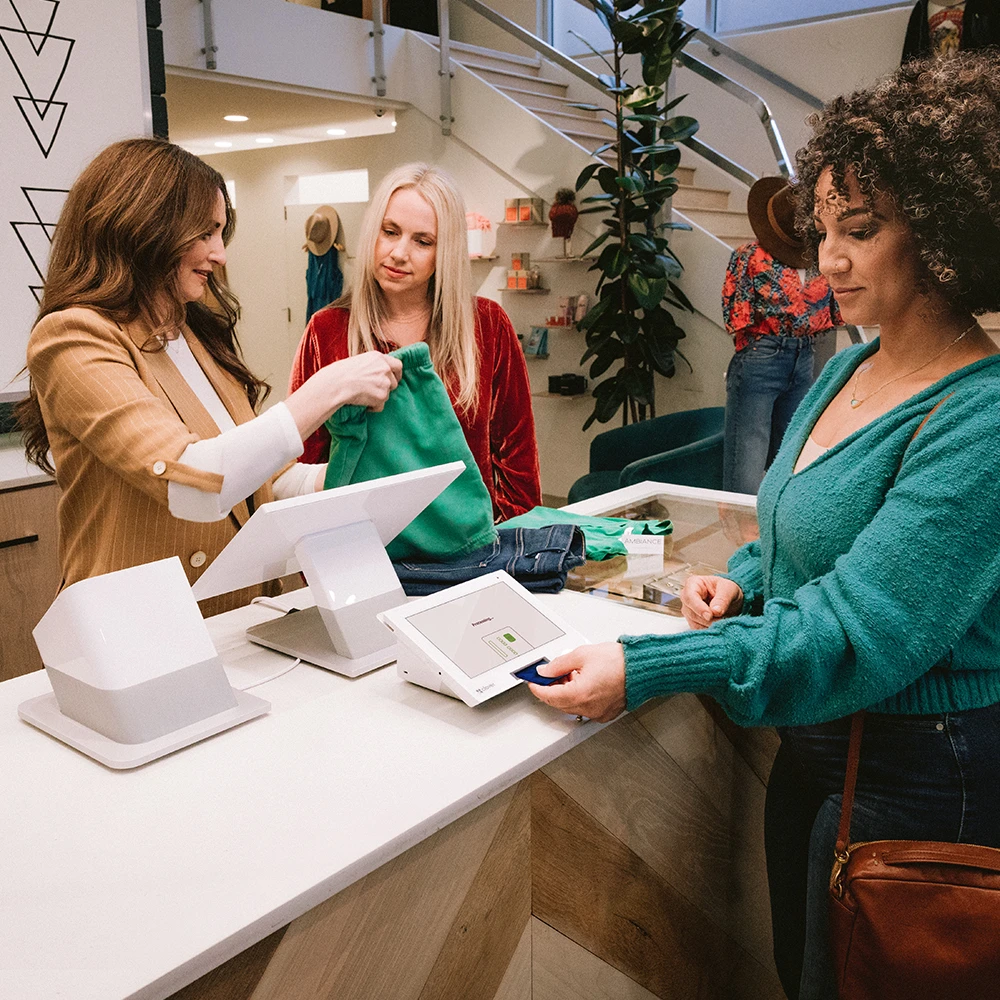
left=747, top=177, right=807, bottom=269
left=303, top=204, right=343, bottom=256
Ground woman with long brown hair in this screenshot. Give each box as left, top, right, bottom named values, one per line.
left=21, top=138, right=401, bottom=611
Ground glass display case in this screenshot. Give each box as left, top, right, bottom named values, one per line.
left=564, top=485, right=759, bottom=617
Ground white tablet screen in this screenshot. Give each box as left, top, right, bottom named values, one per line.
left=405, top=581, right=566, bottom=678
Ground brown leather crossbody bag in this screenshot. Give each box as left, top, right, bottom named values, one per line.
left=828, top=711, right=1000, bottom=999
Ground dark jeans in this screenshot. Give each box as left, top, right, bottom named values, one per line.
left=392, top=524, right=586, bottom=596
left=723, top=334, right=815, bottom=495
left=765, top=705, right=1000, bottom=1000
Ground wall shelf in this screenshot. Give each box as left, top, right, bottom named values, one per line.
left=531, top=256, right=596, bottom=263
left=496, top=221, right=548, bottom=228
left=469, top=255, right=499, bottom=262
left=499, top=287, right=549, bottom=294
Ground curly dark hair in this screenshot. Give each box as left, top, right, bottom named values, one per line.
left=794, top=51, right=1000, bottom=314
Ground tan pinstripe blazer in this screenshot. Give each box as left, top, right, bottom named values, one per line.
left=27, top=307, right=284, bottom=616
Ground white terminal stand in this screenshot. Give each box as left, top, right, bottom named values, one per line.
left=192, top=463, right=464, bottom=677
left=18, top=557, right=269, bottom=769
left=379, top=571, right=590, bottom=706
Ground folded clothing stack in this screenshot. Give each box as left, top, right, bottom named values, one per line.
left=392, top=524, right=586, bottom=596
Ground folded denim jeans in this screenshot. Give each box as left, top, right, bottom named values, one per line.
left=392, top=524, right=586, bottom=596
left=499, top=505, right=672, bottom=561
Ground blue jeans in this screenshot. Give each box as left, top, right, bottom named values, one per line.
left=764, top=705, right=1000, bottom=1000
left=723, top=334, right=815, bottom=494
left=392, top=524, right=586, bottom=596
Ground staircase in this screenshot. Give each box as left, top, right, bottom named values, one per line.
left=447, top=39, right=754, bottom=249
left=446, top=39, right=1000, bottom=338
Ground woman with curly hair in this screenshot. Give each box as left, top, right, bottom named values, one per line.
left=529, top=52, right=1000, bottom=997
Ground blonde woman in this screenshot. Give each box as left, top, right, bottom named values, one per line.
left=290, top=163, right=541, bottom=521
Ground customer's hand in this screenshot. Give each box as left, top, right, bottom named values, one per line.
left=680, top=575, right=743, bottom=629
left=285, top=352, right=402, bottom=439
left=527, top=642, right=626, bottom=723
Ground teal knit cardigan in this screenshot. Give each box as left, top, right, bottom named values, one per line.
left=623, top=342, right=1000, bottom=727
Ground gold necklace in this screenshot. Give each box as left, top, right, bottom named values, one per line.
left=849, top=322, right=976, bottom=409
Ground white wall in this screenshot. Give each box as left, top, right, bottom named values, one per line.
left=0, top=0, right=150, bottom=391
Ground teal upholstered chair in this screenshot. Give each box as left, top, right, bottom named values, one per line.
left=567, top=406, right=725, bottom=504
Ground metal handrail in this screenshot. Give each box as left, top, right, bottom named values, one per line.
left=682, top=23, right=824, bottom=111
left=371, top=0, right=386, bottom=97
left=674, top=50, right=793, bottom=177
left=449, top=0, right=792, bottom=181
left=454, top=0, right=617, bottom=94
left=437, top=0, right=454, bottom=134
left=201, top=0, right=217, bottom=70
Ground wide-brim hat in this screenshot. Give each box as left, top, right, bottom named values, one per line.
left=747, top=176, right=808, bottom=269
left=303, top=204, right=343, bottom=256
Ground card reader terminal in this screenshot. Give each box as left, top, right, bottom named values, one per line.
left=513, top=658, right=569, bottom=686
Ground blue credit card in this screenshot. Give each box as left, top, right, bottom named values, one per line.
left=514, top=658, right=569, bottom=686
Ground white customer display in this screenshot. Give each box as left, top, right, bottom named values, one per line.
left=378, top=571, right=589, bottom=706
left=18, top=558, right=269, bottom=769
left=192, top=463, right=464, bottom=677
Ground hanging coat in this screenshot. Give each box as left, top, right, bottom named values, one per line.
left=305, top=247, right=343, bottom=322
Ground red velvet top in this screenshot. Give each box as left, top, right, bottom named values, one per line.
left=289, top=296, right=542, bottom=522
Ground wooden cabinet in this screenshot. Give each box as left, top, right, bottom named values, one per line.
left=0, top=482, right=60, bottom=680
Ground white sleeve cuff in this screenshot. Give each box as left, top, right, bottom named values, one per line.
left=273, top=462, right=326, bottom=500
left=167, top=403, right=304, bottom=522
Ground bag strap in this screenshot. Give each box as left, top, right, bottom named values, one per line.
left=836, top=711, right=865, bottom=855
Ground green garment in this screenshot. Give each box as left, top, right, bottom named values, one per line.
left=324, top=342, right=497, bottom=561
left=623, top=346, right=1000, bottom=726
left=501, top=506, right=672, bottom=560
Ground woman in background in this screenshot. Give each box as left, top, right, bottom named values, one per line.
left=21, top=138, right=400, bottom=612
left=289, top=163, right=540, bottom=522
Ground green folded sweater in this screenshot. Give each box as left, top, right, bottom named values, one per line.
left=623, top=344, right=1000, bottom=727
left=324, top=342, right=497, bottom=562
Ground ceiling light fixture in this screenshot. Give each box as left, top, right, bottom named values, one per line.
left=224, top=115, right=249, bottom=122
left=326, top=128, right=347, bottom=136
left=255, top=137, right=275, bottom=144
left=214, top=141, right=233, bottom=148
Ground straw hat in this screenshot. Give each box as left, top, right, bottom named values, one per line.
left=303, top=205, right=343, bottom=256
left=746, top=177, right=807, bottom=269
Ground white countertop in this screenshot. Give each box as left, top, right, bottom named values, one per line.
left=0, top=435, right=51, bottom=491
left=0, top=586, right=687, bottom=1000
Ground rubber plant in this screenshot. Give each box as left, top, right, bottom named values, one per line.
left=572, top=0, right=698, bottom=429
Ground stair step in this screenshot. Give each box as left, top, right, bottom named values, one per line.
left=497, top=87, right=595, bottom=114
left=561, top=127, right=618, bottom=147
left=672, top=185, right=730, bottom=211
left=682, top=207, right=754, bottom=237
left=471, top=66, right=567, bottom=97
left=446, top=40, right=542, bottom=71
left=525, top=104, right=612, bottom=127
left=675, top=165, right=695, bottom=186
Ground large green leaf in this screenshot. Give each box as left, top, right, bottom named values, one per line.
left=575, top=162, right=601, bottom=192
left=660, top=115, right=700, bottom=141
left=581, top=231, right=611, bottom=257
left=597, top=243, right=629, bottom=278
left=576, top=293, right=616, bottom=332
left=588, top=338, right=625, bottom=378
left=628, top=272, right=668, bottom=310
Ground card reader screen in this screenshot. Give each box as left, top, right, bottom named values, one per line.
left=405, top=581, right=566, bottom=678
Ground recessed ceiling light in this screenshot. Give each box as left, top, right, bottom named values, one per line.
left=214, top=141, right=233, bottom=148
left=326, top=128, right=347, bottom=136
left=224, top=115, right=248, bottom=122
left=255, top=137, right=275, bottom=144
